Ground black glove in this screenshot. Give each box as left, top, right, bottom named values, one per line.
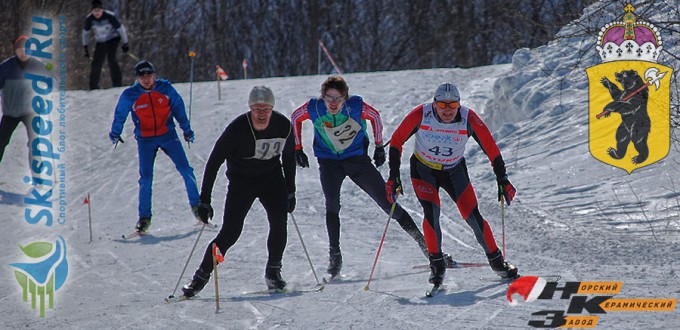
left=496, top=175, right=516, bottom=205
left=295, top=149, right=309, bottom=168
left=84, top=46, right=89, bottom=58
left=108, top=132, right=124, bottom=145
left=373, top=146, right=385, bottom=167
left=121, top=43, right=129, bottom=53
left=385, top=175, right=402, bottom=204
left=287, top=193, right=296, bottom=213
left=195, top=202, right=214, bottom=224
left=184, top=130, right=195, bottom=143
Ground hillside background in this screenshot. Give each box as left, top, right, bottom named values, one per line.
left=2, top=0, right=594, bottom=89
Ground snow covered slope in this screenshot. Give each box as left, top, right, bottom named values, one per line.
left=1, top=1, right=679, bottom=328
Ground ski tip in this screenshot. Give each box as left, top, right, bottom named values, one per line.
left=164, top=295, right=189, bottom=303
left=122, top=231, right=145, bottom=240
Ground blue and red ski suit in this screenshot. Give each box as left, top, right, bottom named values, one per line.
left=110, top=79, right=199, bottom=218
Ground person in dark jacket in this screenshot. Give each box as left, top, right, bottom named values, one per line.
left=387, top=82, right=519, bottom=286
left=82, top=0, right=129, bottom=90
left=109, top=60, right=199, bottom=233
left=182, top=85, right=296, bottom=297
left=0, top=36, right=47, bottom=167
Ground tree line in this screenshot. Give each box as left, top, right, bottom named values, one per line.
left=1, top=0, right=594, bottom=90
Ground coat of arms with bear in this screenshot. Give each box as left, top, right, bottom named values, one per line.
left=587, top=3, right=672, bottom=173
left=597, top=70, right=650, bottom=164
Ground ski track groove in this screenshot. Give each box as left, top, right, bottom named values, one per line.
left=244, top=301, right=266, bottom=329
left=401, top=205, right=476, bottom=250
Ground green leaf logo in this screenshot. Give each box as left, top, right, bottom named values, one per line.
left=18, top=242, right=53, bottom=259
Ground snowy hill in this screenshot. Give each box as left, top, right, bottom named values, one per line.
left=2, top=1, right=680, bottom=329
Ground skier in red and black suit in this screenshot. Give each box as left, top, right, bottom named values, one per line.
left=387, top=82, right=519, bottom=286
left=182, top=86, right=296, bottom=297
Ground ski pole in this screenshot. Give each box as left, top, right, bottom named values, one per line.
left=113, top=136, right=124, bottom=150
left=501, top=197, right=506, bottom=261
left=87, top=193, right=93, bottom=243
left=188, top=51, right=196, bottom=123
left=289, top=212, right=324, bottom=288
left=363, top=198, right=398, bottom=291
left=167, top=223, right=207, bottom=300
left=127, top=52, right=139, bottom=61
left=212, top=242, right=220, bottom=311
left=186, top=51, right=196, bottom=149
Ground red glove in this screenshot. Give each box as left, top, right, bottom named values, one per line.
left=385, top=176, right=402, bottom=204
left=497, top=176, right=516, bottom=205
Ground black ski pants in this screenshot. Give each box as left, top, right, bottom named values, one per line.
left=318, top=155, right=424, bottom=254
left=198, top=169, right=288, bottom=273
left=89, top=37, right=122, bottom=90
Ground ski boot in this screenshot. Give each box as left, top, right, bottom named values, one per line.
left=428, top=253, right=447, bottom=285
left=442, top=253, right=457, bottom=268
left=327, top=251, right=343, bottom=277
left=181, top=268, right=211, bottom=297
left=487, top=250, right=519, bottom=279
left=136, top=217, right=151, bottom=233
left=265, top=261, right=287, bottom=290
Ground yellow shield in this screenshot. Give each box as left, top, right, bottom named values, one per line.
left=587, top=61, right=672, bottom=174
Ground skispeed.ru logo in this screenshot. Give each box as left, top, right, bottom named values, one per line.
left=10, top=236, right=69, bottom=318
left=507, top=276, right=677, bottom=328
left=10, top=14, right=69, bottom=319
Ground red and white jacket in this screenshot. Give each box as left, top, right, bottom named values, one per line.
left=388, top=103, right=505, bottom=175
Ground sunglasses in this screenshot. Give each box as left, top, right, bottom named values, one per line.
left=323, top=94, right=345, bottom=103
left=435, top=100, right=460, bottom=109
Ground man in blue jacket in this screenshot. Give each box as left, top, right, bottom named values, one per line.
left=291, top=76, right=452, bottom=278
left=109, top=60, right=199, bottom=232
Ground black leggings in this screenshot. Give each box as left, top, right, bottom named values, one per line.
left=198, top=170, right=288, bottom=273
left=319, top=155, right=410, bottom=252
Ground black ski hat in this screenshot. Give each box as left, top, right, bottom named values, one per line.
left=92, top=0, right=103, bottom=9
left=134, top=60, right=155, bottom=76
